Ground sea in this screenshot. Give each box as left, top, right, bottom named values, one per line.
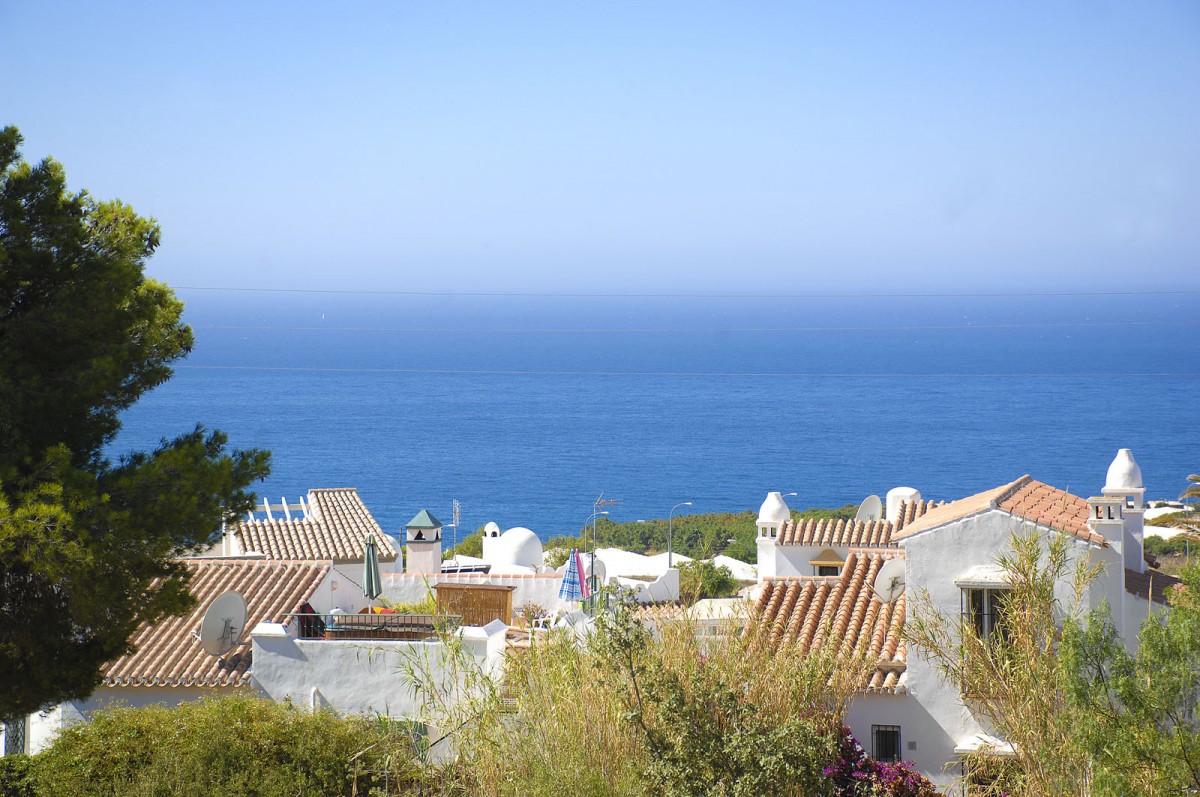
left=113, top=290, right=1199, bottom=545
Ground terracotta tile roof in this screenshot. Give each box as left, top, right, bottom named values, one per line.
left=996, top=478, right=1102, bottom=544
left=232, top=488, right=398, bottom=562
left=1125, top=568, right=1182, bottom=605
left=754, top=551, right=907, bottom=694
left=778, top=501, right=942, bottom=546
left=102, top=559, right=329, bottom=688
left=894, top=475, right=1106, bottom=546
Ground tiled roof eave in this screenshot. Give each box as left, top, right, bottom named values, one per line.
left=894, top=508, right=995, bottom=543
left=896, top=507, right=1108, bottom=548
left=102, top=675, right=250, bottom=688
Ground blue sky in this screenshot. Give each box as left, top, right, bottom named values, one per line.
left=2, top=1, right=1198, bottom=294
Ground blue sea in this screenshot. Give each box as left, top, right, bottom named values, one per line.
left=113, top=291, right=1198, bottom=544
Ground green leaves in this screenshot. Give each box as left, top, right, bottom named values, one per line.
left=0, top=126, right=269, bottom=716
left=29, top=694, right=425, bottom=796
left=1062, top=565, right=1200, bottom=795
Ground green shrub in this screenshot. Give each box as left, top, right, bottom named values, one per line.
left=443, top=528, right=484, bottom=559
left=0, top=755, right=36, bottom=797
left=677, top=560, right=739, bottom=601
left=30, top=694, right=425, bottom=796
left=382, top=593, right=438, bottom=615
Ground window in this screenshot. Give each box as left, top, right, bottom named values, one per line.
left=810, top=549, right=844, bottom=577
left=2, top=716, right=27, bottom=756
left=963, top=588, right=1010, bottom=640
left=872, top=725, right=901, bottom=762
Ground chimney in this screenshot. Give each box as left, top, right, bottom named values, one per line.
left=1086, top=496, right=1126, bottom=557
left=1102, top=448, right=1147, bottom=573
left=886, top=487, right=921, bottom=524
left=404, top=509, right=443, bottom=575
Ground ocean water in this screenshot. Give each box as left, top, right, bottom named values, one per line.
left=113, top=292, right=1199, bottom=543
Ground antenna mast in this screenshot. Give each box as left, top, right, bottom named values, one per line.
left=451, top=499, right=461, bottom=561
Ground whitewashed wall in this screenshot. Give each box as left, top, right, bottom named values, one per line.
left=900, top=509, right=1126, bottom=791
left=845, top=693, right=958, bottom=790
left=249, top=620, right=507, bottom=721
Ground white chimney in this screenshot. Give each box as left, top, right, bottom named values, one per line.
left=886, top=487, right=921, bottom=524
left=1102, top=448, right=1146, bottom=573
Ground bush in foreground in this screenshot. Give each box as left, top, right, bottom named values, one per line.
left=420, top=596, right=937, bottom=797
left=26, top=694, right=424, bottom=797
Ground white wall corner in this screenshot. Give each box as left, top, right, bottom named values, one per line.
left=251, top=621, right=290, bottom=638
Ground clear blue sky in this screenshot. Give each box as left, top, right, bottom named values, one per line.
left=2, top=1, right=1198, bottom=294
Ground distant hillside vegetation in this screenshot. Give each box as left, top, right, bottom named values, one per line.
left=444, top=506, right=858, bottom=565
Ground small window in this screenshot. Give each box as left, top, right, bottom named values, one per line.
left=3, top=716, right=27, bottom=756
left=963, top=588, right=1010, bottom=641
left=872, top=725, right=901, bottom=762
left=817, top=565, right=840, bottom=577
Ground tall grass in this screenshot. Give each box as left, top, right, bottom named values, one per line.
left=417, top=597, right=874, bottom=797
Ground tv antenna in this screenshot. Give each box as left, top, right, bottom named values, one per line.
left=594, top=493, right=623, bottom=510
left=451, top=499, right=462, bottom=560
left=197, top=590, right=248, bottom=657
left=871, top=559, right=906, bottom=604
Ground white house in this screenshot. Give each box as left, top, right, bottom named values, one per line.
left=0, top=495, right=497, bottom=757
left=750, top=448, right=1179, bottom=794
left=392, top=515, right=681, bottom=611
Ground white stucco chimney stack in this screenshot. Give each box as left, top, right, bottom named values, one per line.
left=886, top=487, right=921, bottom=524
left=480, top=521, right=502, bottom=561
left=1102, top=448, right=1146, bottom=573
left=404, top=509, right=443, bottom=575
left=756, top=492, right=791, bottom=579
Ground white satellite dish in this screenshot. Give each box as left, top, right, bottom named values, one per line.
left=198, top=590, right=247, bottom=656
left=855, top=495, right=883, bottom=523
left=871, top=559, right=906, bottom=604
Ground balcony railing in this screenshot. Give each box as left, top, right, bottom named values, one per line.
left=286, top=612, right=462, bottom=641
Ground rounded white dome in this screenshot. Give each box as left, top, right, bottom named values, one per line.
left=484, top=521, right=501, bottom=537
left=1105, top=448, right=1143, bottom=490
left=757, top=492, right=791, bottom=525
left=496, top=527, right=543, bottom=569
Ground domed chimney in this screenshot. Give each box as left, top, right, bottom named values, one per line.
left=756, top=492, right=791, bottom=540
left=886, top=487, right=921, bottom=524
left=1101, top=449, right=1146, bottom=573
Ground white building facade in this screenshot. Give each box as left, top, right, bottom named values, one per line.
left=752, top=449, right=1178, bottom=794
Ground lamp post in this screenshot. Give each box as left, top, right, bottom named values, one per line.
left=668, top=502, right=693, bottom=568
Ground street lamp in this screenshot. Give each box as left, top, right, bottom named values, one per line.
left=669, top=501, right=693, bottom=568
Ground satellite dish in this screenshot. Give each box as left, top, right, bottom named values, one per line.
left=855, top=495, right=883, bottom=523
left=198, top=590, right=247, bottom=656
left=871, top=559, right=906, bottom=604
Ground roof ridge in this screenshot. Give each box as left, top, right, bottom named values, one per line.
left=992, top=474, right=1033, bottom=507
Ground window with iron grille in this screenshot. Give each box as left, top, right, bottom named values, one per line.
left=872, top=724, right=901, bottom=762
left=2, top=716, right=27, bottom=757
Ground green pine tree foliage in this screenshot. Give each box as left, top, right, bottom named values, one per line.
left=0, top=126, right=270, bottom=718
left=1062, top=563, right=1200, bottom=794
